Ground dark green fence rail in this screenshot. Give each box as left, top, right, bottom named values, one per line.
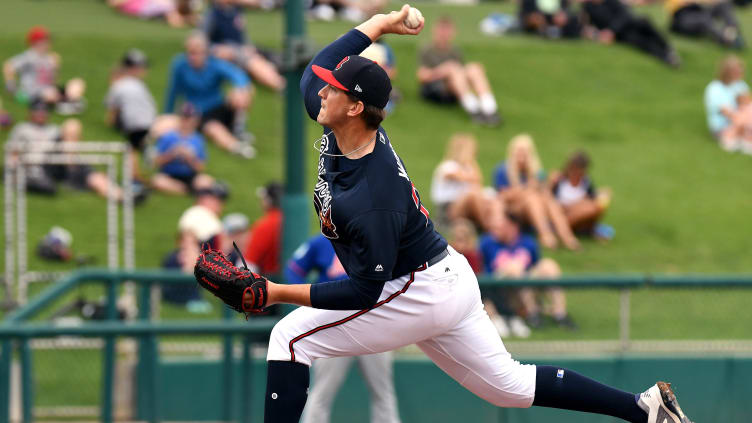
left=2, top=269, right=752, bottom=423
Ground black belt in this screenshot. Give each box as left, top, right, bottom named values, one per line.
left=426, top=248, right=450, bottom=268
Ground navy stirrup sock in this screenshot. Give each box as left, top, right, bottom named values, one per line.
left=532, top=365, right=647, bottom=423
left=264, top=360, right=310, bottom=423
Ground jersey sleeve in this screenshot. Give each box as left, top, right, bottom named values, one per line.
left=284, top=239, right=316, bottom=284
left=345, top=210, right=406, bottom=281
left=300, top=29, right=372, bottom=121
left=164, top=57, right=182, bottom=113
left=155, top=132, right=174, bottom=154
left=478, top=235, right=494, bottom=274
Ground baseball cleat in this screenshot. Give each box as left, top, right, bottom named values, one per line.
left=637, top=381, right=694, bottom=423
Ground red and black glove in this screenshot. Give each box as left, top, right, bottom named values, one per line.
left=194, top=248, right=268, bottom=315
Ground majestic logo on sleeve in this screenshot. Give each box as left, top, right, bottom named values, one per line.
left=314, top=133, right=339, bottom=239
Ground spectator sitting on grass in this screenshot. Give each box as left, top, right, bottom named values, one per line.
left=177, top=181, right=229, bottom=251
left=450, top=216, right=530, bottom=338
left=733, top=92, right=752, bottom=154
left=519, top=0, right=582, bottom=39
left=431, top=133, right=502, bottom=233
left=161, top=230, right=212, bottom=314
left=417, top=17, right=501, bottom=126
left=152, top=103, right=215, bottom=195
left=105, top=49, right=156, bottom=180
left=360, top=39, right=400, bottom=114
left=480, top=212, right=576, bottom=331
left=242, top=181, right=283, bottom=275
left=704, top=55, right=750, bottom=152
left=308, top=0, right=388, bottom=22
left=667, top=0, right=744, bottom=48
left=165, top=31, right=255, bottom=159
left=108, top=0, right=200, bottom=28
left=494, top=134, right=579, bottom=250
left=581, top=0, right=681, bottom=67
left=3, top=26, right=86, bottom=115
left=551, top=151, right=613, bottom=240
left=7, top=99, right=135, bottom=202
left=204, top=0, right=286, bottom=92
left=222, top=212, right=250, bottom=266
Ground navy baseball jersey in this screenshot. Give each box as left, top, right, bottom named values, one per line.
left=300, top=29, right=447, bottom=284
left=312, top=127, right=447, bottom=282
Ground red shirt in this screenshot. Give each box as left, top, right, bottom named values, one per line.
left=243, top=208, right=282, bottom=275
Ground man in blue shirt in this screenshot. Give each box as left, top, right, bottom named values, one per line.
left=152, top=103, right=214, bottom=195
left=286, top=235, right=402, bottom=423
left=203, top=0, right=286, bottom=92
left=165, top=31, right=254, bottom=159
left=479, top=213, right=574, bottom=329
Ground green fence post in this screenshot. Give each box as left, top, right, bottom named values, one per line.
left=282, top=0, right=310, bottom=291
left=148, top=336, right=158, bottom=423
left=0, top=339, right=11, bottom=423
left=101, top=277, right=118, bottom=423
left=222, top=307, right=233, bottom=421
left=137, top=281, right=157, bottom=423
left=19, top=338, right=32, bottom=423
left=241, top=335, right=252, bottom=423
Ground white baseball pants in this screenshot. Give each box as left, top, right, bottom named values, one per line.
left=301, top=352, right=401, bottom=423
left=267, top=247, right=537, bottom=408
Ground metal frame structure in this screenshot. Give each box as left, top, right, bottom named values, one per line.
left=3, top=141, right=135, bottom=306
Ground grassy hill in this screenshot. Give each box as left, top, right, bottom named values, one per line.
left=1, top=0, right=752, bottom=340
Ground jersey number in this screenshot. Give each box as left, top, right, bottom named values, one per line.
left=411, top=182, right=430, bottom=226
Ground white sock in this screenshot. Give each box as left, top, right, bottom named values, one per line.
left=479, top=93, right=498, bottom=115
left=234, top=110, right=247, bottom=137
left=459, top=93, right=480, bottom=114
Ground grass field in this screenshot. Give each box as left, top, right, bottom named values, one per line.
left=2, top=0, right=752, bottom=344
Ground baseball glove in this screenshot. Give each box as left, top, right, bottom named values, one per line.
left=194, top=247, right=268, bottom=315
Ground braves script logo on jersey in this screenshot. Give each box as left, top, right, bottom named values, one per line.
left=335, top=56, right=350, bottom=70
left=388, top=143, right=430, bottom=225
left=314, top=133, right=338, bottom=239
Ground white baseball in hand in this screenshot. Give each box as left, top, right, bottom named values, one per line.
left=403, top=6, right=424, bottom=29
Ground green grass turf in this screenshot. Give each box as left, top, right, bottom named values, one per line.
left=2, top=0, right=752, bottom=344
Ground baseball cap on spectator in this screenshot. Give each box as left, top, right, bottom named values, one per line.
left=27, top=26, right=50, bottom=45
left=29, top=97, right=52, bottom=112
left=256, top=181, right=282, bottom=209
left=178, top=207, right=222, bottom=242
left=223, top=213, right=250, bottom=235
left=122, top=49, right=149, bottom=68
left=196, top=181, right=230, bottom=201
left=179, top=102, right=200, bottom=118
left=312, top=55, right=391, bottom=109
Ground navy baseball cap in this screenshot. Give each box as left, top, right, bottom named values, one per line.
left=312, top=55, right=391, bottom=109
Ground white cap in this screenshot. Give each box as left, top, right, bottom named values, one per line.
left=178, top=205, right=222, bottom=242
left=223, top=213, right=249, bottom=234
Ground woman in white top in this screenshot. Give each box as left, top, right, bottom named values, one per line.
left=551, top=151, right=611, bottom=236
left=704, top=55, right=750, bottom=152
left=431, top=133, right=500, bottom=231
